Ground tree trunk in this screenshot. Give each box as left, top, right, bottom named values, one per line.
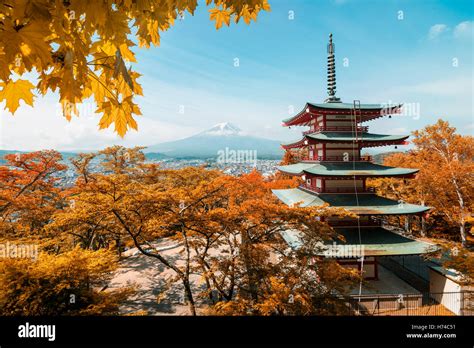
left=450, top=175, right=467, bottom=247
left=116, top=237, right=122, bottom=257
left=460, top=222, right=467, bottom=248
left=241, top=233, right=258, bottom=302
left=420, top=216, right=426, bottom=237
left=405, top=216, right=411, bottom=233
left=182, top=278, right=196, bottom=316
left=181, top=227, right=196, bottom=315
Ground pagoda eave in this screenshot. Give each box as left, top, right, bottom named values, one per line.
left=282, top=134, right=409, bottom=150
left=280, top=228, right=438, bottom=256
left=277, top=162, right=419, bottom=178
left=305, top=173, right=417, bottom=179
left=281, top=139, right=306, bottom=150
left=272, top=188, right=430, bottom=216
left=282, top=103, right=403, bottom=127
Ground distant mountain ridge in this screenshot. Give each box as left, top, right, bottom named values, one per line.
left=144, top=122, right=284, bottom=159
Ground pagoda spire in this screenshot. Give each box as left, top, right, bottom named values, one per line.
left=325, top=33, right=341, bottom=103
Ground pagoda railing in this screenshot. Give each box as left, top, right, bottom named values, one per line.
left=303, top=126, right=368, bottom=135
left=301, top=155, right=372, bottom=162
left=299, top=184, right=375, bottom=194
left=322, top=187, right=375, bottom=193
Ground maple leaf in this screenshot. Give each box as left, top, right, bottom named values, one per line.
left=209, top=8, right=231, bottom=29
left=2, top=20, right=52, bottom=70
left=0, top=79, right=35, bottom=114
left=240, top=5, right=257, bottom=25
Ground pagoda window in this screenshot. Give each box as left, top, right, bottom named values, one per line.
left=316, top=179, right=322, bottom=188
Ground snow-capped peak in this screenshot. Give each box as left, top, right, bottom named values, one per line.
left=200, top=122, right=243, bottom=136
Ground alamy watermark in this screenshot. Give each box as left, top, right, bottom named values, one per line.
left=380, top=100, right=421, bottom=120
left=322, top=242, right=365, bottom=258
left=217, top=147, right=258, bottom=166
left=0, top=241, right=39, bottom=261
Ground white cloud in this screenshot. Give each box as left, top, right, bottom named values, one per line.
left=0, top=97, right=199, bottom=152
left=398, top=76, right=472, bottom=97
left=428, top=21, right=473, bottom=41
left=428, top=24, right=449, bottom=40
left=454, top=21, right=473, bottom=39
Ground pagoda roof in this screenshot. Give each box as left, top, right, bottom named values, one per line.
left=272, top=188, right=429, bottom=215
left=282, top=132, right=409, bottom=149
left=282, top=102, right=402, bottom=126
left=280, top=227, right=438, bottom=256
left=277, top=162, right=418, bottom=177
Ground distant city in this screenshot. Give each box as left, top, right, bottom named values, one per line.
left=55, top=156, right=280, bottom=187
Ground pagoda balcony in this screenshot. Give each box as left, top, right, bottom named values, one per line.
left=303, top=125, right=368, bottom=135
left=299, top=184, right=376, bottom=194
left=301, top=155, right=373, bottom=162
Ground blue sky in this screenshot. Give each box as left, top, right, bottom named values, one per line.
left=1, top=0, right=473, bottom=151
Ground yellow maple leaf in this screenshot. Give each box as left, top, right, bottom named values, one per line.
left=0, top=79, right=36, bottom=114
left=240, top=6, right=254, bottom=25
left=261, top=0, right=271, bottom=11
left=3, top=20, right=52, bottom=69
left=209, top=8, right=231, bottom=29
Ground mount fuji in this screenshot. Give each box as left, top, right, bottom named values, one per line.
left=145, top=123, right=283, bottom=159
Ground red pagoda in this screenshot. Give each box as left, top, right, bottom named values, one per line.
left=272, top=34, right=435, bottom=280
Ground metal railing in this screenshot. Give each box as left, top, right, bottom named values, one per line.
left=299, top=184, right=375, bottom=194
left=321, top=187, right=375, bottom=193
left=303, top=126, right=368, bottom=135
left=347, top=291, right=474, bottom=316
left=301, top=155, right=372, bottom=162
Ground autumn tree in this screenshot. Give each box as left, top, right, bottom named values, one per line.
left=70, top=152, right=97, bottom=184
left=0, top=0, right=270, bottom=136
left=369, top=120, right=474, bottom=247
left=0, top=247, right=133, bottom=315
left=280, top=149, right=299, bottom=165
left=0, top=150, right=66, bottom=241
left=49, top=146, right=154, bottom=251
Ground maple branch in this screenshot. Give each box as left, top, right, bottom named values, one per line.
left=111, top=209, right=184, bottom=277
